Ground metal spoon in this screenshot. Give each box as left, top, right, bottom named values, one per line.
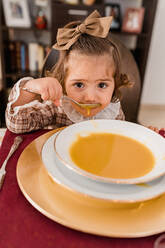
left=0, top=136, right=23, bottom=190
left=22, top=87, right=101, bottom=109
left=62, top=95, right=101, bottom=109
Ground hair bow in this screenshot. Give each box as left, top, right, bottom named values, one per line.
left=53, top=10, right=113, bottom=50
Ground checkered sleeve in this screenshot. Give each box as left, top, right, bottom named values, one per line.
left=5, top=78, right=73, bottom=133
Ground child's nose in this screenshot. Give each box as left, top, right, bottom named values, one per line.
left=83, top=89, right=96, bottom=102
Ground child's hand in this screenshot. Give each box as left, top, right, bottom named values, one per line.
left=147, top=126, right=159, bottom=133
left=24, top=77, right=63, bottom=106
left=148, top=126, right=165, bottom=138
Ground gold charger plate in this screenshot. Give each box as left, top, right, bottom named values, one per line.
left=17, top=129, right=165, bottom=238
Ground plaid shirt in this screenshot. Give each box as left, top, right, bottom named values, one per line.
left=5, top=78, right=125, bottom=134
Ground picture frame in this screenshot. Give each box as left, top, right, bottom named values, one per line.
left=34, top=0, right=48, bottom=7
left=105, top=4, right=121, bottom=31
left=2, top=0, right=31, bottom=28
left=122, top=7, right=145, bottom=34
left=64, top=0, right=79, bottom=4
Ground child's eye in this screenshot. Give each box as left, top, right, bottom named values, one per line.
left=98, top=82, right=108, bottom=89
left=74, top=82, right=84, bottom=88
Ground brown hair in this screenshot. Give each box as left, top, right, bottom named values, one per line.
left=47, top=26, right=131, bottom=100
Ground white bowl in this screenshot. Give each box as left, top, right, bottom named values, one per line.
left=54, top=119, right=165, bottom=184
left=42, top=132, right=165, bottom=203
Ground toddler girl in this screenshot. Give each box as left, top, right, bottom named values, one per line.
left=5, top=10, right=132, bottom=134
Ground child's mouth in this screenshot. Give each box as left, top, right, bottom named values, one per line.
left=80, top=104, right=101, bottom=116
left=78, top=102, right=101, bottom=108
left=75, top=103, right=101, bottom=116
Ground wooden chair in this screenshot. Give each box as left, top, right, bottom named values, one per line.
left=41, top=34, right=141, bottom=122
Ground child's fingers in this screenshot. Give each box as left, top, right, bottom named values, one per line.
left=26, top=77, right=63, bottom=103
left=148, top=126, right=165, bottom=138
left=40, top=88, right=49, bottom=101
left=53, top=84, right=63, bottom=103
left=48, top=84, right=62, bottom=103
left=47, top=86, right=57, bottom=101
left=55, top=82, right=63, bottom=99
left=148, top=126, right=159, bottom=133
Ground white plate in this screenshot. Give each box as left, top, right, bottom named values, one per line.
left=54, top=120, right=165, bottom=184
left=42, top=132, right=165, bottom=203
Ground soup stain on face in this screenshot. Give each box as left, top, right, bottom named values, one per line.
left=69, top=133, right=155, bottom=179
left=65, top=52, right=115, bottom=117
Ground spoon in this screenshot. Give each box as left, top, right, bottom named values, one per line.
left=0, top=136, right=23, bottom=190
left=22, top=87, right=101, bottom=109
left=62, top=95, right=101, bottom=109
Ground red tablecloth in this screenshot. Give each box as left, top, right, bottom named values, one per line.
left=0, top=129, right=165, bottom=248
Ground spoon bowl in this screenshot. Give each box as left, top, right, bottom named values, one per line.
left=62, top=95, right=101, bottom=109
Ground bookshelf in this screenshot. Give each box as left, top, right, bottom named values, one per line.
left=0, top=0, right=158, bottom=127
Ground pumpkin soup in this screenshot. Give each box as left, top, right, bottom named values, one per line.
left=69, top=133, right=155, bottom=179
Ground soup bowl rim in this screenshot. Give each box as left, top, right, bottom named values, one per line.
left=54, top=119, right=165, bottom=185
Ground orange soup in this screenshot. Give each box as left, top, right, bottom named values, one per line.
left=69, top=133, right=155, bottom=179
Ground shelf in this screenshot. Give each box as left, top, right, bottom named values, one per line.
left=5, top=71, right=40, bottom=79
left=2, top=26, right=51, bottom=32
left=111, top=30, right=148, bottom=38
left=52, top=1, right=103, bottom=8
left=2, top=25, right=147, bottom=37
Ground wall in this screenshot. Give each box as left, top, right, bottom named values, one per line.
left=139, top=0, right=165, bottom=105
left=105, top=0, right=142, bottom=50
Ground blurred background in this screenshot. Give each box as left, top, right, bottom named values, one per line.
left=0, top=0, right=164, bottom=128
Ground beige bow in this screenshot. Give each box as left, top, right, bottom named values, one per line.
left=53, top=10, right=113, bottom=50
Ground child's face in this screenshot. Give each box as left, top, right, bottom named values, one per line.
left=65, top=52, right=115, bottom=117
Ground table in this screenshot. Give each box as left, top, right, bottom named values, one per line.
left=0, top=128, right=165, bottom=248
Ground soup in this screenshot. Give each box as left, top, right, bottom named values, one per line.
left=69, top=133, right=155, bottom=179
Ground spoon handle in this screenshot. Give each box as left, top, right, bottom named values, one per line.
left=21, top=87, right=40, bottom=95
left=0, top=136, right=23, bottom=190
left=22, top=88, right=71, bottom=104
